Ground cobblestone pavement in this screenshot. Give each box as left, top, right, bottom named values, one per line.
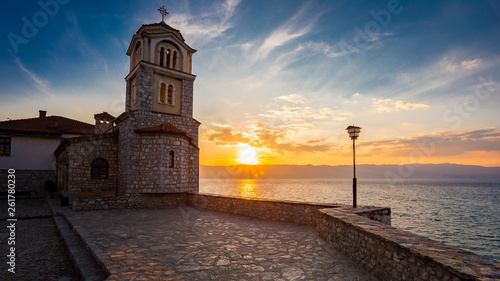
left=69, top=206, right=379, bottom=280
left=0, top=198, right=77, bottom=281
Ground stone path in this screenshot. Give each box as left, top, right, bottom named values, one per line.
left=0, top=198, right=77, bottom=281
left=67, top=206, right=379, bottom=280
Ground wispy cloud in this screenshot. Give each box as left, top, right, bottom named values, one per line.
left=253, top=1, right=319, bottom=62
left=372, top=98, right=429, bottom=113
left=362, top=128, right=500, bottom=157
left=383, top=54, right=490, bottom=100
left=169, top=0, right=241, bottom=45
left=302, top=41, right=345, bottom=59
left=260, top=94, right=351, bottom=133
left=460, top=58, right=481, bottom=70
left=15, top=57, right=55, bottom=98
left=443, top=56, right=482, bottom=73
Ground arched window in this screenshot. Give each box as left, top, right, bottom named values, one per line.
left=132, top=81, right=137, bottom=105
left=91, top=158, right=108, bottom=179
left=159, top=83, right=166, bottom=103
left=173, top=51, right=177, bottom=70
left=134, top=43, right=141, bottom=66
left=169, top=151, right=174, bottom=168
left=166, top=49, right=171, bottom=68
left=167, top=85, right=174, bottom=105
left=159, top=47, right=165, bottom=66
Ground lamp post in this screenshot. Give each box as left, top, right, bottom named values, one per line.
left=346, top=125, right=361, bottom=208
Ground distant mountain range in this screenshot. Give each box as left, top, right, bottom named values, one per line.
left=200, top=164, right=500, bottom=179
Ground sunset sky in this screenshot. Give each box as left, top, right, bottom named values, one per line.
left=1, top=0, right=500, bottom=167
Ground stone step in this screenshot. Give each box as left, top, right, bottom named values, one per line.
left=49, top=199, right=109, bottom=281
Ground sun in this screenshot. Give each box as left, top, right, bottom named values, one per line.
left=236, top=146, right=260, bottom=165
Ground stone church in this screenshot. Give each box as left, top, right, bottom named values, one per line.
left=55, top=20, right=200, bottom=210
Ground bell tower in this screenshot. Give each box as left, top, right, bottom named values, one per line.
left=115, top=10, right=200, bottom=199
left=124, top=20, right=196, bottom=116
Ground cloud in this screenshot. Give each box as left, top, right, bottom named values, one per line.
left=381, top=54, right=491, bottom=101
left=203, top=124, right=332, bottom=154
left=362, top=128, right=500, bottom=158
left=372, top=98, right=429, bottom=113
left=15, top=57, right=55, bottom=98
left=204, top=128, right=251, bottom=146
left=211, top=122, right=232, bottom=128
left=253, top=1, right=318, bottom=62
left=301, top=41, right=345, bottom=59
left=461, top=59, right=481, bottom=70
left=168, top=0, right=241, bottom=45
left=275, top=94, right=306, bottom=104
left=260, top=96, right=351, bottom=134
left=442, top=56, right=482, bottom=73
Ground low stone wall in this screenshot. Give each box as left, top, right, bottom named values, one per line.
left=140, top=193, right=188, bottom=208
left=317, top=208, right=500, bottom=281
left=68, top=193, right=188, bottom=211
left=0, top=169, right=55, bottom=195
left=188, top=192, right=390, bottom=226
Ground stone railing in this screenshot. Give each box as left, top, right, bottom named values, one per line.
left=187, top=192, right=341, bottom=226
left=317, top=208, right=500, bottom=281
left=187, top=193, right=390, bottom=227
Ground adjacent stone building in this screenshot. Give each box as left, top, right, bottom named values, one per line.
left=54, top=21, right=200, bottom=210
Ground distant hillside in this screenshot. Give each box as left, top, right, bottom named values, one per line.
left=200, top=164, right=500, bottom=179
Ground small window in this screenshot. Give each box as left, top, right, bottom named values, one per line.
left=166, top=49, right=171, bottom=68
left=167, top=85, right=174, bottom=105
left=0, top=137, right=11, bottom=156
left=160, top=47, right=165, bottom=67
left=132, top=82, right=137, bottom=105
left=91, top=158, right=108, bottom=179
left=159, top=83, right=166, bottom=103
left=169, top=151, right=174, bottom=168
left=173, top=51, right=177, bottom=70
left=134, top=43, right=141, bottom=66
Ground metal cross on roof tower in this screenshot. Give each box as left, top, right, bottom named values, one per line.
left=157, top=5, right=169, bottom=22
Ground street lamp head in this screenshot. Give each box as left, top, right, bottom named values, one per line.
left=346, top=125, right=361, bottom=140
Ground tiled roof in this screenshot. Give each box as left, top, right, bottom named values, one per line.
left=137, top=21, right=185, bottom=42
left=0, top=116, right=95, bottom=136
left=94, top=112, right=115, bottom=120
left=134, top=122, right=190, bottom=138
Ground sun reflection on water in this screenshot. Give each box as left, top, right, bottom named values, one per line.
left=237, top=179, right=258, bottom=198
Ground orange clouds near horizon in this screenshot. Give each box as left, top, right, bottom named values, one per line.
left=199, top=127, right=500, bottom=168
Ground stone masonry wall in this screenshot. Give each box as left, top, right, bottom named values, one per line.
left=0, top=169, right=55, bottom=195
left=56, top=133, right=118, bottom=196
left=118, top=66, right=199, bottom=197
left=317, top=208, right=500, bottom=281
left=70, top=193, right=187, bottom=211
left=189, top=193, right=354, bottom=226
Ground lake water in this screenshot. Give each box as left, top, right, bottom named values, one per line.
left=200, top=178, right=500, bottom=262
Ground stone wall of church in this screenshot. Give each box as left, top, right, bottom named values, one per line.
left=56, top=133, right=118, bottom=196
left=117, top=66, right=199, bottom=198
left=131, top=134, right=193, bottom=193
left=131, top=65, right=199, bottom=144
